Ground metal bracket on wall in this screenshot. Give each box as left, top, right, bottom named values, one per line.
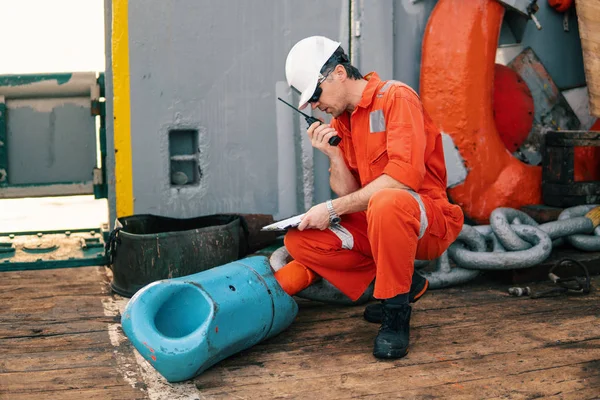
left=496, top=0, right=538, bottom=17
left=497, top=0, right=542, bottom=43
left=0, top=228, right=108, bottom=272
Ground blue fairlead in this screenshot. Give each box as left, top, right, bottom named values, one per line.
left=121, top=256, right=298, bottom=382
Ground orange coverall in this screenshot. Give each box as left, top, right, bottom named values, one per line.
left=276, top=72, right=464, bottom=301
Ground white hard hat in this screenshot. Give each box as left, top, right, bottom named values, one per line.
left=285, top=36, right=341, bottom=109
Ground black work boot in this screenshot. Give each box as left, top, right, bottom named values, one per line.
left=373, top=303, right=412, bottom=359
left=363, top=273, right=428, bottom=323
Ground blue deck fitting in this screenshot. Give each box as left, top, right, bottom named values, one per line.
left=121, top=256, right=298, bottom=382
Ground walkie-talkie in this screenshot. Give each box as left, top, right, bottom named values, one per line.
left=277, top=97, right=341, bottom=146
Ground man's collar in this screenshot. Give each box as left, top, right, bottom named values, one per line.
left=356, top=72, right=381, bottom=109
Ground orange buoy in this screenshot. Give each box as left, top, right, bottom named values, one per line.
left=420, top=0, right=542, bottom=224
left=493, top=64, right=535, bottom=152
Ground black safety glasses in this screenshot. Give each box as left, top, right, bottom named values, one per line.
left=308, top=72, right=330, bottom=104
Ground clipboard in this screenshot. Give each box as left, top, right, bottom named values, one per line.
left=260, top=214, right=305, bottom=231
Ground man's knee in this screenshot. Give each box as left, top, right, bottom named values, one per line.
left=284, top=227, right=341, bottom=261
left=283, top=229, right=303, bottom=255
left=368, top=189, right=420, bottom=219
left=284, top=229, right=319, bottom=258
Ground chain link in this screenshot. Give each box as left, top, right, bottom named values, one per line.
left=417, top=204, right=600, bottom=288
left=443, top=204, right=599, bottom=275
left=557, top=205, right=600, bottom=251
left=490, top=208, right=539, bottom=251
left=448, top=224, right=552, bottom=270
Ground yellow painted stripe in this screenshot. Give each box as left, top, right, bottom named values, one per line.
left=112, top=0, right=134, bottom=217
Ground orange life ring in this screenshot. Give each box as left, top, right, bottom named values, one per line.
left=420, top=0, right=542, bottom=224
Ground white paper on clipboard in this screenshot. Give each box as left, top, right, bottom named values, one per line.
left=260, top=214, right=305, bottom=231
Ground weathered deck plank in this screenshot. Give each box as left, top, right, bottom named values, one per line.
left=1, top=387, right=146, bottom=400
left=0, top=266, right=598, bottom=399
left=0, top=267, right=146, bottom=400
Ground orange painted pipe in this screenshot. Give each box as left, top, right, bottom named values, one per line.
left=420, top=0, right=542, bottom=224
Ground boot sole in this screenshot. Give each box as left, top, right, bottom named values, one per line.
left=363, top=279, right=429, bottom=324
left=373, top=346, right=409, bottom=359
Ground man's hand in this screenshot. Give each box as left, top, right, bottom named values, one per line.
left=298, top=202, right=330, bottom=231
left=307, top=121, right=341, bottom=158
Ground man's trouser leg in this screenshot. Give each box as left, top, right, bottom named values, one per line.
left=367, top=188, right=424, bottom=299
left=368, top=188, right=463, bottom=358
left=278, top=212, right=376, bottom=301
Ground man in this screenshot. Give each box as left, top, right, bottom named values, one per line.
left=275, top=36, right=463, bottom=359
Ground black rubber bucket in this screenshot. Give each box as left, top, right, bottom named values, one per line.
left=107, top=214, right=244, bottom=297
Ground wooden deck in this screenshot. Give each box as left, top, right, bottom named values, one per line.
left=1, top=266, right=599, bottom=399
